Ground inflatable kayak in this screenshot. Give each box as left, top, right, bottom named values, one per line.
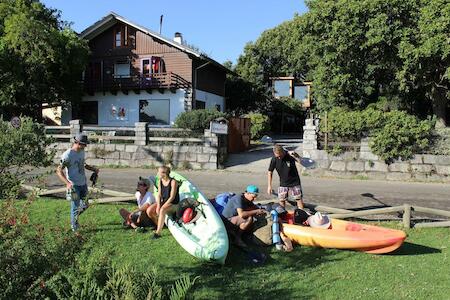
left=152, top=171, right=229, bottom=264
left=282, top=213, right=406, bottom=254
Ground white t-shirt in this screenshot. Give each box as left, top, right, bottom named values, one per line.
left=135, top=191, right=155, bottom=208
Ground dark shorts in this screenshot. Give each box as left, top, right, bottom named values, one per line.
left=131, top=211, right=155, bottom=228
left=278, top=185, right=303, bottom=201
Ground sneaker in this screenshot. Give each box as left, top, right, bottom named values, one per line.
left=78, top=205, right=89, bottom=216
left=151, top=233, right=161, bottom=240
left=135, top=227, right=146, bottom=233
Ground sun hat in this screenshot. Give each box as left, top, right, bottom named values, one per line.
left=307, top=212, right=331, bottom=229
left=74, top=133, right=89, bottom=145
left=246, top=185, right=259, bottom=195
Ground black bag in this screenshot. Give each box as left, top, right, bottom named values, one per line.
left=294, top=209, right=309, bottom=224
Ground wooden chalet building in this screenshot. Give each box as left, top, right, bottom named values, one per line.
left=61, top=12, right=229, bottom=127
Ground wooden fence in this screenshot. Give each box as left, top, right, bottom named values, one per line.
left=256, top=199, right=450, bottom=229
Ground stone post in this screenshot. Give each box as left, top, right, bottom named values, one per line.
left=302, top=118, right=318, bottom=157
left=134, top=122, right=147, bottom=146
left=69, top=119, right=82, bottom=138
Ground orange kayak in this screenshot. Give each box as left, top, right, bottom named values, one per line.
left=282, top=215, right=406, bottom=254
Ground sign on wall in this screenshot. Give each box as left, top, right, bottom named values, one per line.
left=210, top=118, right=228, bottom=134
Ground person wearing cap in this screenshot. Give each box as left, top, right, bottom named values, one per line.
left=267, top=144, right=304, bottom=209
left=56, top=133, right=99, bottom=231
left=124, top=177, right=157, bottom=232
left=221, top=185, right=266, bottom=232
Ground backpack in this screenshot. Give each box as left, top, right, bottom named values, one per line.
left=212, top=192, right=235, bottom=215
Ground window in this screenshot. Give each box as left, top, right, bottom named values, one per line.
left=274, top=80, right=291, bottom=97
left=114, top=25, right=129, bottom=48
left=294, top=85, right=308, bottom=102
left=115, top=28, right=122, bottom=47
left=114, top=62, right=130, bottom=78
left=80, top=101, right=98, bottom=125
left=139, top=99, right=170, bottom=125
left=142, top=59, right=151, bottom=77
left=196, top=100, right=206, bottom=109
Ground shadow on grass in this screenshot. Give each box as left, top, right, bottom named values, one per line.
left=388, top=242, right=441, bottom=256
left=159, top=244, right=343, bottom=299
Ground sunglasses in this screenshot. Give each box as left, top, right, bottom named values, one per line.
left=137, top=183, right=147, bottom=187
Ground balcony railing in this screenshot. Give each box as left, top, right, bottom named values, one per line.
left=84, top=72, right=191, bottom=93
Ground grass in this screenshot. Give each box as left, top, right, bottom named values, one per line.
left=25, top=198, right=449, bottom=300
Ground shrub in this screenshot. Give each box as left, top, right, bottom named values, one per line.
left=321, top=107, right=434, bottom=163
left=370, top=111, right=433, bottom=163
left=174, top=109, right=227, bottom=131
left=246, top=112, right=270, bottom=139
left=0, top=197, right=85, bottom=299
left=0, top=117, right=55, bottom=199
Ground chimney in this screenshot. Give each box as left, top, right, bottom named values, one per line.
left=174, top=32, right=183, bottom=44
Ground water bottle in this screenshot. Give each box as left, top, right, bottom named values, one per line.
left=66, top=187, right=79, bottom=201
left=271, top=210, right=282, bottom=250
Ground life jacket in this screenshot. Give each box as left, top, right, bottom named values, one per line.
left=212, top=192, right=235, bottom=215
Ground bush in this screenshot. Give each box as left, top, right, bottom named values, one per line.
left=174, top=109, right=227, bottom=131
left=370, top=111, right=433, bottom=163
left=0, top=197, right=85, bottom=299
left=0, top=117, right=55, bottom=199
left=321, top=107, right=434, bottom=163
left=246, top=112, right=270, bottom=139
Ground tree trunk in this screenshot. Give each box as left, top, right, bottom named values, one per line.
left=431, top=86, right=448, bottom=128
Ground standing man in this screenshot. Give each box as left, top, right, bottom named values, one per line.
left=56, top=133, right=99, bottom=231
left=267, top=144, right=304, bottom=209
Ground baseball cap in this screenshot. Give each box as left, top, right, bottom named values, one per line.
left=246, top=185, right=259, bottom=195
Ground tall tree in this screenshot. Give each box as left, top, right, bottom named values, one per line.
left=0, top=0, right=89, bottom=120
left=234, top=0, right=449, bottom=125
left=398, top=0, right=450, bottom=127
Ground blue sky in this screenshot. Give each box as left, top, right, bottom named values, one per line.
left=41, top=0, right=308, bottom=65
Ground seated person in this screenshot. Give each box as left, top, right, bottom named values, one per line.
left=152, top=166, right=180, bottom=239
left=123, top=177, right=156, bottom=232
left=221, top=185, right=266, bottom=232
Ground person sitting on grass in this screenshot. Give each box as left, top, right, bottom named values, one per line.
left=221, top=185, right=266, bottom=233
left=152, top=166, right=180, bottom=239
left=124, top=177, right=157, bottom=232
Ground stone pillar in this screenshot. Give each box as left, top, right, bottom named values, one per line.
left=302, top=118, right=318, bottom=156
left=203, top=129, right=218, bottom=169
left=69, top=119, right=82, bottom=138
left=134, top=122, right=147, bottom=146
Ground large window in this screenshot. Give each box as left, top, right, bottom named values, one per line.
left=274, top=80, right=291, bottom=98
left=139, top=99, right=170, bottom=125
left=114, top=62, right=130, bottom=78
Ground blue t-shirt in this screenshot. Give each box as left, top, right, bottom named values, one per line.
left=221, top=193, right=251, bottom=219
left=60, top=149, right=86, bottom=186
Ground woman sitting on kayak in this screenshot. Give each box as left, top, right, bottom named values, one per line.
left=152, top=166, right=180, bottom=239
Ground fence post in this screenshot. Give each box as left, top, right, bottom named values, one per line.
left=134, top=122, right=147, bottom=145
left=69, top=119, right=82, bottom=138
left=403, top=204, right=411, bottom=229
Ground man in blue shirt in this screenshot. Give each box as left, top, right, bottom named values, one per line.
left=222, top=185, right=266, bottom=232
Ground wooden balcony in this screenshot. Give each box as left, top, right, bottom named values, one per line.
left=84, top=72, right=191, bottom=94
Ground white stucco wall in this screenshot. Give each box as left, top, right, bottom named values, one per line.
left=62, top=89, right=186, bottom=127
left=195, top=89, right=225, bottom=112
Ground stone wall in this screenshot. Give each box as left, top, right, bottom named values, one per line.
left=302, top=119, right=450, bottom=182
left=50, top=120, right=226, bottom=170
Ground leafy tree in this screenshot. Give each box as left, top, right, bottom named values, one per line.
left=234, top=0, right=449, bottom=125
left=397, top=0, right=450, bottom=127
left=0, top=0, right=89, bottom=120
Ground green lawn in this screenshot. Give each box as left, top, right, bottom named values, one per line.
left=27, top=199, right=449, bottom=300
